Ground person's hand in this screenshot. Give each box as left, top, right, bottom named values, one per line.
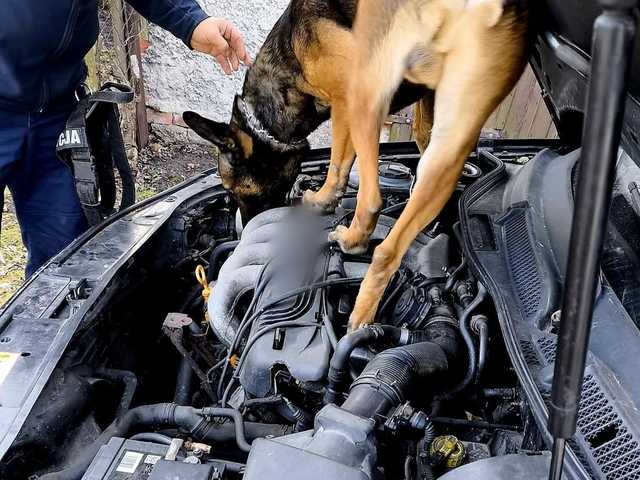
left=191, top=17, right=252, bottom=75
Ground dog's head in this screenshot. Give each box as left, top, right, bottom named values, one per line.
left=184, top=96, right=310, bottom=221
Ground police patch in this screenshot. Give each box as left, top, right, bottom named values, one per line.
left=57, top=128, right=87, bottom=149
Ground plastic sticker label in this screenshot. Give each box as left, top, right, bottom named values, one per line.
left=144, top=454, right=162, bottom=465
left=116, top=451, right=144, bottom=474
left=0, top=352, right=18, bottom=386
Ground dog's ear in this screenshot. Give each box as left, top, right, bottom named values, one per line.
left=468, top=0, right=503, bottom=27
left=183, top=111, right=238, bottom=153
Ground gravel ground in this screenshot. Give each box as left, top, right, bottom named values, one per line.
left=0, top=132, right=216, bottom=306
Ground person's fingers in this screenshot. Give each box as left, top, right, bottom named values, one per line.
left=229, top=48, right=240, bottom=71
left=222, top=21, right=251, bottom=65
left=238, top=46, right=252, bottom=66
left=215, top=53, right=232, bottom=75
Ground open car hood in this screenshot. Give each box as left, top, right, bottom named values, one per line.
left=532, top=1, right=640, bottom=163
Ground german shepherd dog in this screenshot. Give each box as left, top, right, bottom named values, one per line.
left=185, top=0, right=529, bottom=330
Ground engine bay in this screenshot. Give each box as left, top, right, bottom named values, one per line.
left=4, top=141, right=640, bottom=479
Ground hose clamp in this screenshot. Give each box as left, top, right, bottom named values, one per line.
left=190, top=417, right=212, bottom=439
left=470, top=314, right=489, bottom=335
left=351, top=372, right=405, bottom=405
left=164, top=403, right=178, bottom=425
left=369, top=324, right=386, bottom=338
left=399, top=327, right=411, bottom=346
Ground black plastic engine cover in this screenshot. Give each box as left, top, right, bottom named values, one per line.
left=226, top=207, right=435, bottom=400
left=238, top=210, right=333, bottom=398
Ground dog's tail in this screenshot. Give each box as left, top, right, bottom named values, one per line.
left=412, top=91, right=435, bottom=154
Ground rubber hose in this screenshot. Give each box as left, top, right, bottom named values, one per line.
left=198, top=407, right=252, bottom=452
left=423, top=422, right=436, bottom=448
left=404, top=455, right=414, bottom=480
left=208, top=240, right=240, bottom=281
left=174, top=321, right=203, bottom=405
left=174, top=358, right=194, bottom=405
left=197, top=418, right=293, bottom=446
left=417, top=424, right=436, bottom=480
left=342, top=337, right=457, bottom=418
left=38, top=404, right=289, bottom=480
left=129, top=432, right=173, bottom=445
left=444, top=258, right=467, bottom=293
left=449, top=281, right=487, bottom=395
left=324, top=325, right=404, bottom=404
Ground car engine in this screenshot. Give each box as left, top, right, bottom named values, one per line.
left=2, top=153, right=552, bottom=480
left=204, top=200, right=489, bottom=480
left=151, top=158, right=534, bottom=480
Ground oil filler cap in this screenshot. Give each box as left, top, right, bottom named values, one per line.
left=430, top=435, right=466, bottom=469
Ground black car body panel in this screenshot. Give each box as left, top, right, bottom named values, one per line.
left=460, top=142, right=640, bottom=479
left=532, top=1, right=640, bottom=163
left=0, top=172, right=223, bottom=460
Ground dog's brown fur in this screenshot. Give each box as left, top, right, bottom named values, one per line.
left=184, top=0, right=427, bottom=219
left=324, top=0, right=529, bottom=330
left=184, top=0, right=528, bottom=330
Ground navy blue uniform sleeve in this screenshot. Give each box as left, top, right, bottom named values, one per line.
left=126, top=0, right=209, bottom=47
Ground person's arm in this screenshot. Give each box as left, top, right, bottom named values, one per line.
left=126, top=0, right=251, bottom=74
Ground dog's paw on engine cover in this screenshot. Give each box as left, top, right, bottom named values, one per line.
left=303, top=189, right=341, bottom=214
left=328, top=225, right=369, bottom=255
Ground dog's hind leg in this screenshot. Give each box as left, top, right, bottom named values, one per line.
left=347, top=6, right=527, bottom=330
left=303, top=100, right=355, bottom=212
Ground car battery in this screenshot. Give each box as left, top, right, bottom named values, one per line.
left=81, top=437, right=226, bottom=480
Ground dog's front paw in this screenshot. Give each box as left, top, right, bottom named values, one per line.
left=328, top=225, right=369, bottom=255
left=348, top=300, right=378, bottom=332
left=303, top=189, right=339, bottom=214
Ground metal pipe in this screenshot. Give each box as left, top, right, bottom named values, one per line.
left=472, top=315, right=489, bottom=383
left=548, top=1, right=637, bottom=479
left=430, top=416, right=522, bottom=432
left=449, top=282, right=487, bottom=394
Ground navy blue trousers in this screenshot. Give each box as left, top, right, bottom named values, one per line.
left=1, top=108, right=88, bottom=277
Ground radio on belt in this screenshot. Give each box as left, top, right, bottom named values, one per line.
left=81, top=437, right=225, bottom=480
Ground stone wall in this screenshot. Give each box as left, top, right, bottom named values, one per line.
left=141, top=0, right=332, bottom=147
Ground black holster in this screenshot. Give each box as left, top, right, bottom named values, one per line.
left=56, top=82, right=136, bottom=226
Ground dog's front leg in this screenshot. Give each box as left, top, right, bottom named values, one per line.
left=328, top=79, right=387, bottom=254
left=304, top=100, right=355, bottom=213
left=348, top=30, right=526, bottom=329
left=348, top=135, right=471, bottom=330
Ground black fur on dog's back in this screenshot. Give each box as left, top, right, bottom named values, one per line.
left=185, top=0, right=425, bottom=220
left=242, top=0, right=422, bottom=146
left=296, top=0, right=358, bottom=32
left=240, top=2, right=335, bottom=144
